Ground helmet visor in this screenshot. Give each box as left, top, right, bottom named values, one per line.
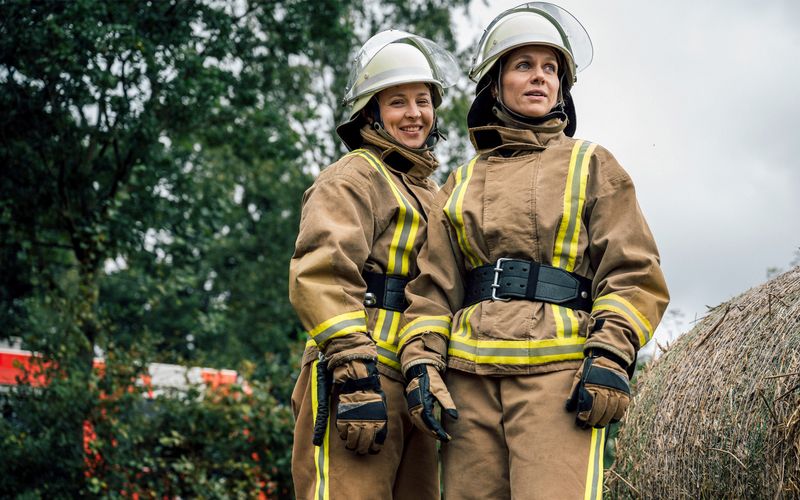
left=473, top=2, right=593, bottom=75
left=343, top=30, right=461, bottom=105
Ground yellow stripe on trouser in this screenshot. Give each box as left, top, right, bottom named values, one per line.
left=311, top=358, right=331, bottom=500
left=593, top=294, right=653, bottom=347
left=584, top=427, right=606, bottom=500
left=551, top=140, right=597, bottom=339
left=448, top=337, right=586, bottom=365
left=444, top=156, right=482, bottom=268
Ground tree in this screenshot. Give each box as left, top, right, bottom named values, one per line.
left=1, top=0, right=470, bottom=496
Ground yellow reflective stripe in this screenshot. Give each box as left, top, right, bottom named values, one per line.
left=444, top=156, right=482, bottom=268
left=372, top=310, right=401, bottom=370
left=552, top=304, right=580, bottom=338
left=553, top=141, right=597, bottom=272
left=375, top=339, right=401, bottom=371
left=397, top=315, right=452, bottom=351
left=448, top=337, right=585, bottom=365
left=372, top=309, right=401, bottom=345
left=349, top=150, right=420, bottom=276
left=584, top=427, right=605, bottom=500
left=308, top=311, right=367, bottom=346
left=311, top=358, right=331, bottom=500
left=593, top=294, right=653, bottom=346
left=452, top=304, right=479, bottom=339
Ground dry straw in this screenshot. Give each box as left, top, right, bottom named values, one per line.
left=608, top=266, right=800, bottom=499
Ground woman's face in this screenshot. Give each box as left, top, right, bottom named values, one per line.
left=499, top=45, right=560, bottom=118
left=376, top=82, right=434, bottom=149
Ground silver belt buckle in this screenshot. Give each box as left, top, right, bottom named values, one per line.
left=491, top=258, right=512, bottom=302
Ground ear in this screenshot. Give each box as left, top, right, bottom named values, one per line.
left=361, top=108, right=374, bottom=125
left=491, top=83, right=498, bottom=100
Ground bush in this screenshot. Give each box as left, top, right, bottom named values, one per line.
left=1, top=349, right=295, bottom=499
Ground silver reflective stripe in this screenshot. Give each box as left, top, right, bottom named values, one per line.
left=312, top=316, right=366, bottom=345
left=400, top=317, right=452, bottom=340
left=377, top=345, right=399, bottom=366
left=448, top=339, right=584, bottom=363
left=559, top=140, right=592, bottom=267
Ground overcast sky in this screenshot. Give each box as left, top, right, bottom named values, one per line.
left=453, top=0, right=800, bottom=349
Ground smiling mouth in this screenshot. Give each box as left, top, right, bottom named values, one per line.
left=400, top=125, right=423, bottom=133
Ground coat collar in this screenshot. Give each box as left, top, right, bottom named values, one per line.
left=359, top=126, right=438, bottom=181
left=469, top=118, right=566, bottom=157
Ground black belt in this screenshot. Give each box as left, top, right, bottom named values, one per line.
left=464, top=258, right=592, bottom=312
left=363, top=271, right=409, bottom=312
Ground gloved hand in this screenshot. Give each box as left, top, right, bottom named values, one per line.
left=566, top=353, right=631, bottom=428
left=405, top=364, right=458, bottom=441
left=312, top=358, right=388, bottom=454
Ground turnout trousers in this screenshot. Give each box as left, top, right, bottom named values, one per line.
left=442, top=369, right=606, bottom=500
left=291, top=358, right=440, bottom=500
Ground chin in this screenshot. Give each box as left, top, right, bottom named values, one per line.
left=520, top=108, right=548, bottom=119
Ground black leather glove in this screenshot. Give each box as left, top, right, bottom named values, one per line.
left=405, top=364, right=458, bottom=441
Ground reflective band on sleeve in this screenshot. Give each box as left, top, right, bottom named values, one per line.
left=397, top=315, right=452, bottom=351
left=593, top=293, right=653, bottom=346
left=584, top=426, right=606, bottom=500
left=309, top=311, right=367, bottom=346
left=448, top=336, right=585, bottom=365
left=552, top=140, right=597, bottom=273
left=310, top=358, right=331, bottom=500
left=349, top=150, right=421, bottom=277
left=444, top=156, right=483, bottom=268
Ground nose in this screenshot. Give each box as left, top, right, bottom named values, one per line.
left=529, top=65, right=545, bottom=83
left=405, top=103, right=421, bottom=119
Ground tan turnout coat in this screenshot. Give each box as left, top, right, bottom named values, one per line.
left=289, top=127, right=438, bottom=380
left=398, top=122, right=669, bottom=375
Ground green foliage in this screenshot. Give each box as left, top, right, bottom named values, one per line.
left=1, top=0, right=471, bottom=496
left=1, top=348, right=295, bottom=499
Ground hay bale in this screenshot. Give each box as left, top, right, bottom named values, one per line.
left=608, top=266, right=800, bottom=499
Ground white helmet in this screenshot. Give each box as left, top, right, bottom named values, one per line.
left=337, top=30, right=460, bottom=150
left=469, top=2, right=592, bottom=89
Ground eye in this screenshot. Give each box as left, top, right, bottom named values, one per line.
left=390, top=99, right=404, bottom=107
left=417, top=98, right=431, bottom=106
left=544, top=63, right=557, bottom=74
left=515, top=61, right=531, bottom=70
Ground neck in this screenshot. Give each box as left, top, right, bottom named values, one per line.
left=492, top=101, right=567, bottom=132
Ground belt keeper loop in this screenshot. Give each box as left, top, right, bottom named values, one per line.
left=525, top=260, right=541, bottom=299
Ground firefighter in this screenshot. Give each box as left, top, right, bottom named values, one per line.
left=288, top=30, right=459, bottom=499
left=397, top=3, right=670, bottom=499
